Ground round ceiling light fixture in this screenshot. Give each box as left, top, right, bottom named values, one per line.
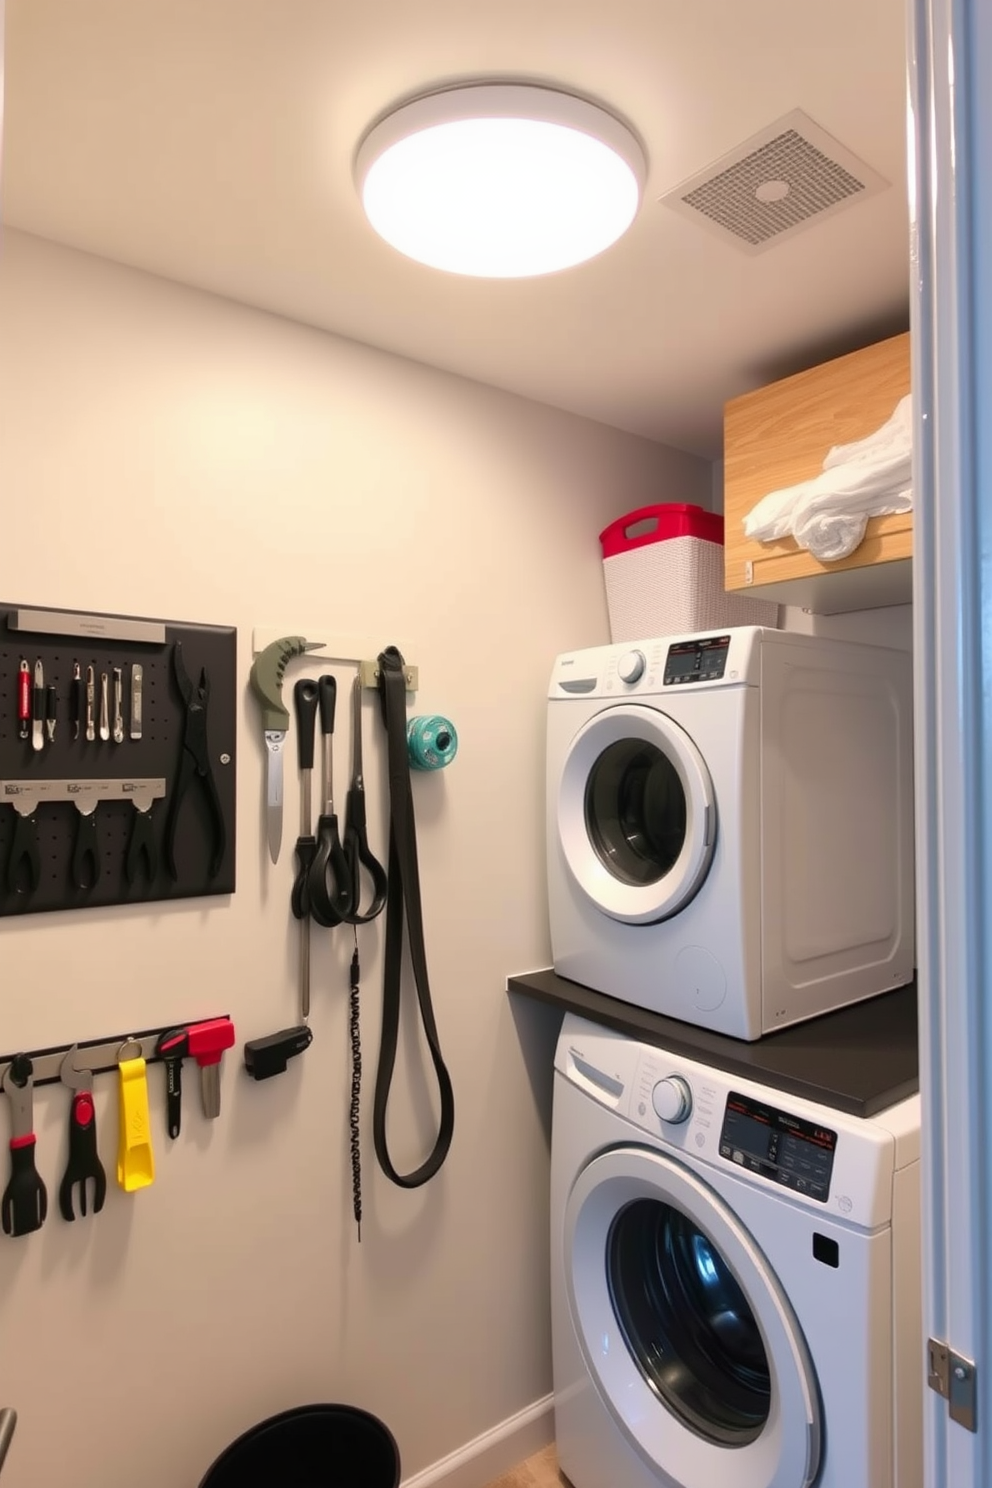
left=355, top=83, right=647, bottom=278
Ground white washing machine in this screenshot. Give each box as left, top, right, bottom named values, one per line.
left=551, top=1013, right=923, bottom=1488
left=547, top=627, right=915, bottom=1040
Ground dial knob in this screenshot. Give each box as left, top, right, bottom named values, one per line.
left=652, top=1075, right=692, bottom=1124
left=617, top=650, right=646, bottom=684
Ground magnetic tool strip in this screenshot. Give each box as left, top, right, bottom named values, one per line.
left=0, top=603, right=237, bottom=915
left=0, top=1017, right=230, bottom=1089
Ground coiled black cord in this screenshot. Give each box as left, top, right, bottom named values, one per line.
left=349, top=933, right=363, bottom=1241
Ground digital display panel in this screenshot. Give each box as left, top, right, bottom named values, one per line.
left=719, top=1091, right=837, bottom=1203
left=663, top=635, right=731, bottom=686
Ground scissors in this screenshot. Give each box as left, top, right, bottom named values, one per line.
left=340, top=675, right=387, bottom=924
left=306, top=676, right=354, bottom=926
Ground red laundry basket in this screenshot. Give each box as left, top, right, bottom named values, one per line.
left=599, top=503, right=779, bottom=642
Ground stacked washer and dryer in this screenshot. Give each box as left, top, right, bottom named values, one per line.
left=544, top=626, right=921, bottom=1488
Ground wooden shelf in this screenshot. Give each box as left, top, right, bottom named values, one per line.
left=723, top=332, right=912, bottom=613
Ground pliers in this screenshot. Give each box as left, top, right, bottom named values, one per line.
left=70, top=791, right=101, bottom=891
left=164, top=643, right=226, bottom=880
left=4, top=794, right=41, bottom=897
left=125, top=801, right=158, bottom=887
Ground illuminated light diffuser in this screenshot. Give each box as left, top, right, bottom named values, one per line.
left=355, top=84, right=646, bottom=278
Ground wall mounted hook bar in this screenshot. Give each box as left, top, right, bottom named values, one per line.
left=0, top=1016, right=230, bottom=1092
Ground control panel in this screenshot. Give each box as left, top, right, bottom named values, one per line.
left=549, top=627, right=763, bottom=699
left=556, top=1011, right=912, bottom=1231
left=663, top=634, right=732, bottom=686
left=719, top=1091, right=837, bottom=1203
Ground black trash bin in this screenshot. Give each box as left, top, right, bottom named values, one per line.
left=199, top=1403, right=401, bottom=1488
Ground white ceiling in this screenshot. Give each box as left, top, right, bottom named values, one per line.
left=2, top=0, right=910, bottom=459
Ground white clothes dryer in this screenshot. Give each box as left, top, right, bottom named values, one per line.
left=546, top=627, right=915, bottom=1040
left=551, top=1013, right=923, bottom=1488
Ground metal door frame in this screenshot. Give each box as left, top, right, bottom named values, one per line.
left=909, top=0, right=992, bottom=1479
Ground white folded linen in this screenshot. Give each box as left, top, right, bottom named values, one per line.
left=743, top=394, right=913, bottom=562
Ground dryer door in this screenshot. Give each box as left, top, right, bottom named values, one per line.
left=563, top=1146, right=821, bottom=1488
left=558, top=704, right=716, bottom=923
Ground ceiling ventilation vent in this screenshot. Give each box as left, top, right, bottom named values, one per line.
left=659, top=109, right=888, bottom=254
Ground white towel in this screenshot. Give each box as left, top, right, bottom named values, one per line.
left=743, top=394, right=913, bottom=562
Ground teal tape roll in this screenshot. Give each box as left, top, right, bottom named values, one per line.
left=407, top=715, right=458, bottom=771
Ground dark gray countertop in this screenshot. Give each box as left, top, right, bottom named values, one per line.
left=506, top=968, right=919, bottom=1118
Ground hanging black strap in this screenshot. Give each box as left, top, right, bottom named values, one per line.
left=348, top=931, right=363, bottom=1240
left=373, top=646, right=455, bottom=1187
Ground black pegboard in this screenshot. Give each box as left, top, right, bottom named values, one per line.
left=0, top=604, right=236, bottom=915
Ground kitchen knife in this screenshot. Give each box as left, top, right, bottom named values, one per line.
left=249, top=635, right=323, bottom=864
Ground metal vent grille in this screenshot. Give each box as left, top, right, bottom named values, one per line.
left=660, top=109, right=889, bottom=254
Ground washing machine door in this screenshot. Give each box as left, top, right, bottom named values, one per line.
left=558, top=704, right=716, bottom=923
left=563, top=1146, right=821, bottom=1488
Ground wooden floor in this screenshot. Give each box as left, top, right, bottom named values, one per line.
left=482, top=1443, right=569, bottom=1488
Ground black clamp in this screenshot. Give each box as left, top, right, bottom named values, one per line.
left=244, top=1026, right=313, bottom=1081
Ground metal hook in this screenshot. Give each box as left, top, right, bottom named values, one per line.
left=3, top=1056, right=32, bottom=1090
left=117, top=1037, right=143, bottom=1063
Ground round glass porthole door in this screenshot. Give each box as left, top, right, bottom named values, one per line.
left=558, top=705, right=716, bottom=923
left=563, top=1148, right=821, bottom=1488
left=608, top=1198, right=770, bottom=1446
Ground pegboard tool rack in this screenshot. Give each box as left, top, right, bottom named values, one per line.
left=0, top=603, right=237, bottom=916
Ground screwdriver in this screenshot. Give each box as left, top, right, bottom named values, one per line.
left=85, top=665, right=96, bottom=743
left=31, top=661, right=44, bottom=753
left=112, top=666, right=124, bottom=744
left=71, top=661, right=82, bottom=740
left=17, top=660, right=30, bottom=741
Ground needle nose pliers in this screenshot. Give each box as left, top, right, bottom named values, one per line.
left=164, top=643, right=226, bottom=880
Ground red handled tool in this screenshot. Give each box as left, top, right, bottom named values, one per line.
left=187, top=1017, right=236, bottom=1118
left=1, top=1056, right=48, bottom=1237
left=58, top=1045, right=107, bottom=1221
left=16, top=660, right=30, bottom=741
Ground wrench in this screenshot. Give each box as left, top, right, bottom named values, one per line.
left=1, top=1057, right=47, bottom=1237
left=58, top=1045, right=107, bottom=1221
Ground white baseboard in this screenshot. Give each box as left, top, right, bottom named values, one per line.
left=401, top=1394, right=555, bottom=1488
